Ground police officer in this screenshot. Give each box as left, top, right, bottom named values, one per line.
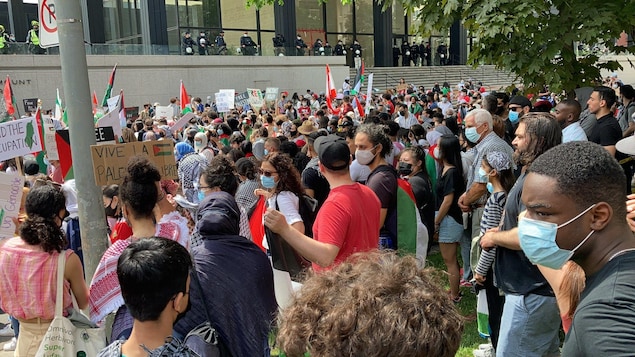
left=0, top=25, right=9, bottom=55
left=350, top=39, right=362, bottom=69
left=27, top=21, right=45, bottom=54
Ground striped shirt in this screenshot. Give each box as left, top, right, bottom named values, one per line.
left=466, top=132, right=514, bottom=206
left=475, top=191, right=506, bottom=276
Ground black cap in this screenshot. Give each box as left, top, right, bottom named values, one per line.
left=509, top=95, right=532, bottom=108
left=314, top=135, right=350, bottom=171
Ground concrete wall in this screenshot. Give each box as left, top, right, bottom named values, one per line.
left=1, top=55, right=349, bottom=112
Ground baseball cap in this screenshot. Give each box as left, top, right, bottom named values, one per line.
left=24, top=160, right=40, bottom=176
left=509, top=95, right=532, bottom=108
left=314, top=135, right=350, bottom=171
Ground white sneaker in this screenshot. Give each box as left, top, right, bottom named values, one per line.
left=0, top=324, right=13, bottom=337
left=3, top=337, right=16, bottom=351
left=479, top=343, right=494, bottom=351
left=473, top=348, right=494, bottom=357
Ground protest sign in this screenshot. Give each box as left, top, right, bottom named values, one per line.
left=107, top=95, right=120, bottom=113
left=0, top=117, right=42, bottom=162
left=91, top=140, right=177, bottom=186
left=155, top=106, right=172, bottom=119
left=247, top=88, right=264, bottom=112
left=0, top=172, right=25, bottom=238
left=125, top=106, right=139, bottom=121
left=95, top=127, right=116, bottom=145
left=264, top=88, right=278, bottom=108
left=215, top=89, right=235, bottom=113
left=22, top=98, right=38, bottom=114
left=235, top=91, right=250, bottom=108
left=43, top=117, right=59, bottom=160
left=170, top=112, right=196, bottom=132
left=96, top=108, right=122, bottom=137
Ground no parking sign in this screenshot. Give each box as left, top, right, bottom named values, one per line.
left=38, top=0, right=59, bottom=48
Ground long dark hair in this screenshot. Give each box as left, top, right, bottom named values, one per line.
left=20, top=185, right=67, bottom=253
left=438, top=134, right=464, bottom=180
left=263, top=152, right=304, bottom=197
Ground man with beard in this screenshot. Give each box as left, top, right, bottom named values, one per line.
left=505, top=95, right=532, bottom=145
left=480, top=113, right=562, bottom=356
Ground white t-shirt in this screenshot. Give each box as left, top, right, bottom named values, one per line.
left=268, top=191, right=302, bottom=225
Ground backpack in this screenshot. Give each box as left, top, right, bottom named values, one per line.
left=297, top=193, right=318, bottom=238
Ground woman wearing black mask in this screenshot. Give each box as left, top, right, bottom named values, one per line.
left=103, top=184, right=122, bottom=236
left=399, top=146, right=435, bottom=239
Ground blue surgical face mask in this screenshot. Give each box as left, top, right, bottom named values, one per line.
left=518, top=204, right=596, bottom=269
left=509, top=110, right=520, bottom=124
left=478, top=167, right=489, bottom=182
left=264, top=149, right=269, bottom=156
left=260, top=175, right=276, bottom=189
left=486, top=182, right=494, bottom=194
left=465, top=126, right=481, bottom=143
left=197, top=190, right=206, bottom=203
left=217, top=129, right=223, bottom=135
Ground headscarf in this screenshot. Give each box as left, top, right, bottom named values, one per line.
left=194, top=132, right=208, bottom=153
left=175, top=142, right=195, bottom=161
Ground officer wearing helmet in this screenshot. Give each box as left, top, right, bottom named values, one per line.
left=27, top=20, right=45, bottom=54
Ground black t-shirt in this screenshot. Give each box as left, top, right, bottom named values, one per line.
left=588, top=114, right=622, bottom=147
left=409, top=171, right=435, bottom=234
left=301, top=164, right=330, bottom=211
left=562, top=251, right=635, bottom=356
left=367, top=165, right=398, bottom=241
left=435, top=166, right=465, bottom=225
left=494, top=172, right=553, bottom=296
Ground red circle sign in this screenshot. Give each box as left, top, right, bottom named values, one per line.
left=40, top=0, right=57, bottom=33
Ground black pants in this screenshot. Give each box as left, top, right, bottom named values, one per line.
left=482, top=270, right=505, bottom=349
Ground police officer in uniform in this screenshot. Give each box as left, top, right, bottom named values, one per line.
left=0, top=25, right=9, bottom=54
left=27, top=21, right=45, bottom=54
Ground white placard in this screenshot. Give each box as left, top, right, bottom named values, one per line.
left=215, top=89, right=235, bottom=113
left=170, top=112, right=196, bottom=132
left=96, top=109, right=122, bottom=137
left=155, top=106, right=172, bottom=119
left=0, top=117, right=43, bottom=162
left=43, top=117, right=59, bottom=160
left=0, top=173, right=25, bottom=238
left=107, top=95, right=120, bottom=113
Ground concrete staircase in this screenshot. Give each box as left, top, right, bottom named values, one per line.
left=349, top=65, right=515, bottom=93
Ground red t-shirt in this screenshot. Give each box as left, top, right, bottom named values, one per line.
left=298, top=106, right=311, bottom=118
left=312, top=183, right=381, bottom=271
left=110, top=220, right=134, bottom=244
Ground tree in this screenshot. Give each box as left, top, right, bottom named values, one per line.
left=246, top=0, right=635, bottom=95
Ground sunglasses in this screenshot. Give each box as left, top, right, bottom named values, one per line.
left=259, top=169, right=277, bottom=177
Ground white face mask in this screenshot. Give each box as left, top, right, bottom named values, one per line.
left=355, top=145, right=378, bottom=166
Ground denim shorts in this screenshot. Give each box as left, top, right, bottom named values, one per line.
left=438, top=215, right=463, bottom=243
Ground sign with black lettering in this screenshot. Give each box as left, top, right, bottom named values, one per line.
left=23, top=98, right=38, bottom=114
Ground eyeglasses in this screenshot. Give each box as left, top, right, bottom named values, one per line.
left=509, top=106, right=523, bottom=112
left=259, top=169, right=277, bottom=177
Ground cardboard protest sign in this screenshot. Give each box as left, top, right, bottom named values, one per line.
left=247, top=88, right=264, bottom=112
left=125, top=107, right=139, bottom=121
left=91, top=140, right=177, bottom=186
left=155, top=106, right=172, bottom=119
left=43, top=117, right=59, bottom=160
left=235, top=91, right=250, bottom=108
left=0, top=117, right=43, bottom=162
left=264, top=88, right=278, bottom=109
left=0, top=172, right=25, bottom=238
left=215, top=89, right=235, bottom=113
left=170, top=112, right=196, bottom=132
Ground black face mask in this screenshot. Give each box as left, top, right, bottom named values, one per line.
left=290, top=130, right=298, bottom=136
left=399, top=110, right=406, bottom=116
left=105, top=205, right=118, bottom=218
left=495, top=106, right=505, bottom=116
left=398, top=162, right=413, bottom=176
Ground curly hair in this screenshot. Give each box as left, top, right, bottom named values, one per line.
left=20, top=185, right=67, bottom=253
left=277, top=251, right=464, bottom=357
left=263, top=152, right=304, bottom=196
left=202, top=155, right=239, bottom=195
left=120, top=156, right=161, bottom=219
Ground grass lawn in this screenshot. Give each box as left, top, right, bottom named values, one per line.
left=426, top=249, right=487, bottom=357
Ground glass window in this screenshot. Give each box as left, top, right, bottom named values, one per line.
left=392, top=2, right=405, bottom=36
left=354, top=0, right=374, bottom=35
left=220, top=0, right=256, bottom=29
left=356, top=35, right=374, bottom=67
left=296, top=0, right=323, bottom=31
left=325, top=1, right=353, bottom=34
left=103, top=0, right=141, bottom=44
left=259, top=6, right=275, bottom=31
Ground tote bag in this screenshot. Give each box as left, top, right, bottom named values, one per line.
left=36, top=252, right=106, bottom=357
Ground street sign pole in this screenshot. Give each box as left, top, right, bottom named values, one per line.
left=55, top=0, right=109, bottom=283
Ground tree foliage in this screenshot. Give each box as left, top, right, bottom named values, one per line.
left=406, top=0, right=635, bottom=94
left=245, top=0, right=635, bottom=94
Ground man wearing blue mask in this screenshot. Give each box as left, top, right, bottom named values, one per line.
left=507, top=95, right=532, bottom=140
left=519, top=141, right=635, bottom=356
left=480, top=112, right=562, bottom=357
left=458, top=109, right=514, bottom=289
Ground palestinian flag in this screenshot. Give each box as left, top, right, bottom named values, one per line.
left=55, top=129, right=74, bottom=180
left=92, top=91, right=98, bottom=115
left=396, top=178, right=418, bottom=255
left=101, top=64, right=118, bottom=107
left=3, top=76, right=16, bottom=118
left=152, top=142, right=173, bottom=156
left=351, top=61, right=365, bottom=95
left=248, top=196, right=266, bottom=252
left=180, top=80, right=192, bottom=114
